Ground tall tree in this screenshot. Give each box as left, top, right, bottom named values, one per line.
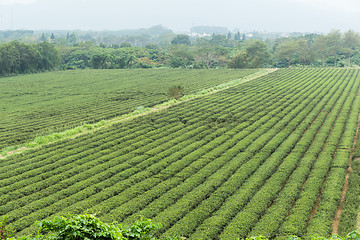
left=244, top=39, right=270, bottom=68
left=195, top=43, right=228, bottom=69
left=0, top=41, right=42, bottom=74
left=210, top=34, right=231, bottom=47
left=274, top=40, right=298, bottom=67
left=296, top=39, right=314, bottom=65
left=312, top=35, right=328, bottom=67
left=234, top=31, right=240, bottom=41
left=90, top=53, right=111, bottom=69
left=40, top=33, right=47, bottom=42
left=171, top=34, right=191, bottom=45
left=36, top=41, right=59, bottom=70
left=227, top=31, right=232, bottom=39
left=242, top=33, right=246, bottom=41
left=66, top=33, right=78, bottom=46
left=326, top=29, right=342, bottom=67
left=342, top=29, right=360, bottom=67
left=0, top=44, right=15, bottom=74
left=168, top=44, right=194, bottom=68
left=12, top=41, right=39, bottom=73
left=228, top=51, right=249, bottom=69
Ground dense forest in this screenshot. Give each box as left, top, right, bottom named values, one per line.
left=1, top=26, right=360, bottom=75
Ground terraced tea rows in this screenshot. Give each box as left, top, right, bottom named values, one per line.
left=0, top=69, right=257, bottom=149
left=1, top=68, right=360, bottom=239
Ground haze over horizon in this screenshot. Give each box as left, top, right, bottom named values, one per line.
left=0, top=0, right=360, bottom=33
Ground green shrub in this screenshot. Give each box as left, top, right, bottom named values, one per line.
left=0, top=216, right=14, bottom=239
left=37, top=214, right=124, bottom=240
left=120, top=218, right=161, bottom=240
left=6, top=214, right=164, bottom=240
left=167, top=86, right=184, bottom=100
left=2, top=214, right=360, bottom=240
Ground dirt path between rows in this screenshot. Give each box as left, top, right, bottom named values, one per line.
left=332, top=112, right=360, bottom=235
left=0, top=147, right=28, bottom=159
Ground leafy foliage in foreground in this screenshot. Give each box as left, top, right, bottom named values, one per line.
left=36, top=214, right=126, bottom=240
left=6, top=214, right=163, bottom=240
left=300, top=231, right=360, bottom=240
left=1, top=216, right=14, bottom=240
left=2, top=214, right=360, bottom=240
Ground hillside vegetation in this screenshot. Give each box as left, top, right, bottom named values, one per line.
left=1, top=69, right=359, bottom=239
left=1, top=29, right=360, bottom=75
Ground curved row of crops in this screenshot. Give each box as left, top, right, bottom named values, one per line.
left=0, top=69, right=258, bottom=149
left=1, top=68, right=360, bottom=239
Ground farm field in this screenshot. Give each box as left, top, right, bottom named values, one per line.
left=1, top=68, right=360, bottom=239
left=0, top=68, right=258, bottom=149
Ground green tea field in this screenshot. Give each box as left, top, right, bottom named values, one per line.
left=0, top=69, right=257, bottom=149
left=1, top=68, right=360, bottom=239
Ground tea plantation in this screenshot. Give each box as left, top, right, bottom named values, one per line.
left=1, top=68, right=360, bottom=239
left=0, top=69, right=257, bottom=149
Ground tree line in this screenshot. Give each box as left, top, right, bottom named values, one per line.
left=272, top=29, right=359, bottom=68
left=1, top=29, right=359, bottom=76
left=0, top=41, right=59, bottom=75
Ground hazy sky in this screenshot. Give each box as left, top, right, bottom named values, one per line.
left=0, top=0, right=360, bottom=33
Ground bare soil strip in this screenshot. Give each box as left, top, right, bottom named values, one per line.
left=0, top=147, right=28, bottom=159
left=0, top=69, right=277, bottom=159
left=332, top=112, right=360, bottom=235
